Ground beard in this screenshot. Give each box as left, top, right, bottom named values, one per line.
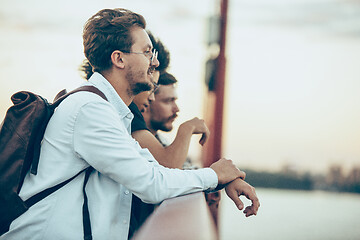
left=126, top=66, right=152, bottom=96
left=150, top=114, right=177, bottom=132
left=130, top=82, right=152, bottom=95
left=150, top=120, right=173, bottom=132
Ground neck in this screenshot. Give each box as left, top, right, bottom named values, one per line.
left=146, top=119, right=157, bottom=135
left=149, top=128, right=157, bottom=136
left=144, top=115, right=157, bottom=135
left=101, top=70, right=134, bottom=106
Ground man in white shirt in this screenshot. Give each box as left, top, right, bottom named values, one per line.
left=1, top=8, right=259, bottom=240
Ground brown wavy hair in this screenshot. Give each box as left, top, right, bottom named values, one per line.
left=83, top=8, right=146, bottom=73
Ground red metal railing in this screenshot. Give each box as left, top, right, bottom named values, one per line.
left=132, top=192, right=218, bottom=240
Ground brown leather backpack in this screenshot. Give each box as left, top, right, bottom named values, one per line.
left=0, top=86, right=106, bottom=238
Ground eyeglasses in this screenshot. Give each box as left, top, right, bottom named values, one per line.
left=122, top=49, right=158, bottom=63
left=151, top=81, right=159, bottom=93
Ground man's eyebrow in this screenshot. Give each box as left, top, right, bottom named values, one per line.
left=144, top=43, right=152, bottom=50
left=163, top=97, right=177, bottom=101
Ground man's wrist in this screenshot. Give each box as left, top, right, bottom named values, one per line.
left=179, top=122, right=195, bottom=135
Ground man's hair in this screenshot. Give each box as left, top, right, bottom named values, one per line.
left=147, top=32, right=170, bottom=72
left=157, top=71, right=177, bottom=87
left=79, top=59, right=93, bottom=80
left=83, top=8, right=146, bottom=73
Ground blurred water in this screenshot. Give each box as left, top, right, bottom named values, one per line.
left=219, top=188, right=360, bottom=240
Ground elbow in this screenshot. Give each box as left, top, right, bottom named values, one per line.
left=138, top=191, right=164, bottom=204
left=155, top=154, right=183, bottom=169
left=133, top=175, right=168, bottom=204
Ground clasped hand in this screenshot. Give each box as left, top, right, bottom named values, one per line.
left=209, top=158, right=260, bottom=217
left=225, top=178, right=260, bottom=217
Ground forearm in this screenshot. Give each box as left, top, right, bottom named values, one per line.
left=161, top=123, right=194, bottom=168
left=132, top=126, right=193, bottom=169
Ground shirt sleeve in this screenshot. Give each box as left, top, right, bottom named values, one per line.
left=129, top=102, right=149, bottom=133
left=73, top=101, right=218, bottom=203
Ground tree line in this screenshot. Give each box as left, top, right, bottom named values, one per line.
left=242, top=165, right=360, bottom=194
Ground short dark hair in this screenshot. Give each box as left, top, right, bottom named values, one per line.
left=83, top=8, right=146, bottom=73
left=147, top=32, right=170, bottom=72
left=157, top=71, right=177, bottom=87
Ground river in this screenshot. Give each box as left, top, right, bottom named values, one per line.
left=219, top=188, right=360, bottom=240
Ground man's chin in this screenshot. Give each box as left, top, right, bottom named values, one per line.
left=151, top=121, right=173, bottom=132
left=131, top=82, right=152, bottom=95
left=162, top=124, right=173, bottom=132
left=140, top=106, right=149, bottom=113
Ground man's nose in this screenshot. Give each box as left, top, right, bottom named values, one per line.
left=173, top=103, right=179, bottom=113
left=148, top=92, right=155, bottom=102
left=151, top=55, right=160, bottom=68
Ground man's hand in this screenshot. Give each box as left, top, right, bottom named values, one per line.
left=181, top=117, right=210, bottom=145
left=210, top=158, right=246, bottom=185
left=225, top=178, right=260, bottom=217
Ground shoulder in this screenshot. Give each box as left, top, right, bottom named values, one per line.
left=63, top=90, right=109, bottom=106
left=57, top=91, right=113, bottom=114
left=129, top=102, right=149, bottom=133
left=53, top=91, right=119, bottom=128
left=129, top=102, right=142, bottom=118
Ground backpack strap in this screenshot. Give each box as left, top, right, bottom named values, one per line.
left=24, top=168, right=88, bottom=208
left=24, top=167, right=92, bottom=240
left=82, top=167, right=94, bottom=240
left=52, top=85, right=108, bottom=106
left=27, top=86, right=106, bottom=240
left=30, top=86, right=107, bottom=175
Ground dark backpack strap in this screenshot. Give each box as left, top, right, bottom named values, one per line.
left=24, top=168, right=93, bottom=240
left=30, top=86, right=107, bottom=175
left=52, top=85, right=107, bottom=107
left=53, top=89, right=68, bottom=102
left=27, top=86, right=105, bottom=239
left=83, top=167, right=93, bottom=240
left=24, top=168, right=88, bottom=208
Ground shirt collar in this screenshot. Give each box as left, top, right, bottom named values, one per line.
left=86, top=72, right=133, bottom=120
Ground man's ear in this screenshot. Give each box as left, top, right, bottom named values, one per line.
left=111, top=50, right=125, bottom=69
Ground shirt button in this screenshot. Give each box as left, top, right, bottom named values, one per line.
left=124, top=190, right=129, bottom=195
left=123, top=220, right=127, bottom=224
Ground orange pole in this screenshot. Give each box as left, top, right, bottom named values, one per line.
left=202, top=0, right=228, bottom=168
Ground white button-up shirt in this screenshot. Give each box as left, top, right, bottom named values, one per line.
left=2, top=73, right=218, bottom=240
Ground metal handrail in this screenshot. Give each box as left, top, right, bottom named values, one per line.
left=132, top=192, right=218, bottom=240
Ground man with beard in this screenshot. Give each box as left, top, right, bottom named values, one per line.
left=146, top=71, right=197, bottom=159
left=147, top=72, right=180, bottom=143
left=146, top=71, right=223, bottom=222
left=1, top=8, right=259, bottom=240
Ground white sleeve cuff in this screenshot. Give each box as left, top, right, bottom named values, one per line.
left=200, top=168, right=218, bottom=191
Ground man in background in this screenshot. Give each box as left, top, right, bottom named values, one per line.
left=146, top=71, right=222, bottom=223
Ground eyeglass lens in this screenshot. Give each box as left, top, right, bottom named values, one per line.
left=151, top=49, right=158, bottom=62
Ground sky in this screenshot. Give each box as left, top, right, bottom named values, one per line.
left=0, top=0, right=359, bottom=174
